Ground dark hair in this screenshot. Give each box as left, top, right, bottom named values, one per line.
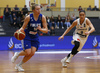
left=79, top=10, right=86, bottom=14
left=32, top=4, right=39, bottom=10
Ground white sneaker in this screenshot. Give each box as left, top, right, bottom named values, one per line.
left=61, top=57, right=67, bottom=67
left=15, top=64, right=24, bottom=71
left=11, top=52, right=19, bottom=63
left=66, top=54, right=73, bottom=64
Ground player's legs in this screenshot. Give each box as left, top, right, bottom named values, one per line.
left=66, top=41, right=80, bottom=63
left=15, top=48, right=31, bottom=71
left=11, top=40, right=31, bottom=63
left=22, top=47, right=36, bottom=63
left=61, top=41, right=80, bottom=67
left=16, top=47, right=36, bottom=71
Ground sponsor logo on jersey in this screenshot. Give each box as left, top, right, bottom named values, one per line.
left=30, top=23, right=41, bottom=27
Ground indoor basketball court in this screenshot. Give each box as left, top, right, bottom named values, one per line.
left=0, top=0, right=100, bottom=73
left=0, top=49, right=100, bottom=73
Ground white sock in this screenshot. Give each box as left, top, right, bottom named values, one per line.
left=18, top=61, right=24, bottom=66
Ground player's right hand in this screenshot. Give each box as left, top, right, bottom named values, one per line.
left=58, top=36, right=64, bottom=40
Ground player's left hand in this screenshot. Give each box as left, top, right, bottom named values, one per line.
left=37, top=25, right=41, bottom=30
left=85, top=32, right=90, bottom=35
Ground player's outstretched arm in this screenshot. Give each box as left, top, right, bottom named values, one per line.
left=85, top=18, right=95, bottom=35
left=20, top=15, right=30, bottom=30
left=58, top=20, right=77, bottom=40
left=37, top=15, right=48, bottom=33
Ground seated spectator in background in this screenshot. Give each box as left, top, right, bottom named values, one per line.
left=10, top=16, right=17, bottom=28
left=92, top=6, right=99, bottom=11
left=87, top=5, right=92, bottom=11
left=57, top=15, right=64, bottom=29
left=25, top=12, right=30, bottom=17
left=14, top=5, right=20, bottom=11
left=4, top=5, right=11, bottom=12
left=11, top=8, right=17, bottom=19
left=49, top=26, right=55, bottom=36
left=50, top=15, right=56, bottom=28
left=20, top=15, right=25, bottom=28
left=78, top=6, right=82, bottom=11
left=70, top=13, right=76, bottom=23
left=46, top=6, right=51, bottom=11
left=64, top=16, right=71, bottom=29
left=22, top=5, right=28, bottom=15
left=46, top=16, right=51, bottom=29
left=66, top=13, right=70, bottom=18
left=20, top=10, right=24, bottom=18
left=3, top=8, right=12, bottom=22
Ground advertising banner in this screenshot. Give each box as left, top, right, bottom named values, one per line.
left=0, top=36, right=100, bottom=50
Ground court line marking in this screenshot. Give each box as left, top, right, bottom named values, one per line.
left=35, top=51, right=97, bottom=54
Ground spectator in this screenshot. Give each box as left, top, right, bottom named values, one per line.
left=50, top=15, right=56, bottom=28
left=78, top=6, right=82, bottom=11
left=46, top=16, right=51, bottom=29
left=66, top=13, right=70, bottom=18
left=20, top=15, right=25, bottom=27
left=87, top=5, right=92, bottom=11
left=50, top=26, right=55, bottom=36
left=64, top=16, right=71, bottom=29
left=57, top=15, right=64, bottom=29
left=92, top=6, right=99, bottom=11
left=11, top=8, right=17, bottom=19
left=25, top=12, right=30, bottom=17
left=22, top=5, right=28, bottom=15
left=4, top=5, right=11, bottom=12
left=3, top=8, right=12, bottom=22
left=70, top=13, right=76, bottom=23
left=46, top=6, right=51, bottom=11
left=10, top=16, right=17, bottom=28
left=14, top=5, right=20, bottom=11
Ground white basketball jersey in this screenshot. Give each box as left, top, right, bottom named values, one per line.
left=74, top=18, right=89, bottom=38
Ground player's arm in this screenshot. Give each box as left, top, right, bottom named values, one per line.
left=37, top=15, right=48, bottom=33
left=20, top=15, right=30, bottom=30
left=58, top=20, right=77, bottom=40
left=85, top=18, right=95, bottom=35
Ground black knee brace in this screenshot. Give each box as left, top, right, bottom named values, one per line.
left=71, top=41, right=80, bottom=55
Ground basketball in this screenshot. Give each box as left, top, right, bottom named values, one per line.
left=14, top=29, right=25, bottom=40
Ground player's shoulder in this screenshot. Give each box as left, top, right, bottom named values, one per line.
left=42, top=14, right=45, bottom=18
left=73, top=19, right=78, bottom=24
left=25, top=15, right=30, bottom=21
left=85, top=17, right=91, bottom=23
left=41, top=14, right=46, bottom=20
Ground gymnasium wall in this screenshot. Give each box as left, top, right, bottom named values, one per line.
left=65, top=0, right=94, bottom=8
left=0, top=0, right=25, bottom=16
left=0, top=0, right=25, bottom=7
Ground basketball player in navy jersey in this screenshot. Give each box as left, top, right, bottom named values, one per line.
left=11, top=4, right=48, bottom=71
left=58, top=10, right=95, bottom=67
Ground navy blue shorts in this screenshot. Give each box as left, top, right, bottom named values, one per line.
left=22, top=39, right=40, bottom=51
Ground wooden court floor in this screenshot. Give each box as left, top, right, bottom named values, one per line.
left=0, top=49, right=100, bottom=73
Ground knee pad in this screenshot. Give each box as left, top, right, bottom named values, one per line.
left=71, top=41, right=80, bottom=55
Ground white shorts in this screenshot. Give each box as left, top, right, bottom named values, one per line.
left=71, top=34, right=89, bottom=51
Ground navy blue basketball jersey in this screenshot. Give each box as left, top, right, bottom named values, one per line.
left=24, top=13, right=42, bottom=40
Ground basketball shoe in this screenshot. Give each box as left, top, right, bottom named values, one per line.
left=15, top=64, right=24, bottom=71
left=61, top=57, right=67, bottom=67
left=66, top=54, right=73, bottom=63
left=11, top=52, right=19, bottom=63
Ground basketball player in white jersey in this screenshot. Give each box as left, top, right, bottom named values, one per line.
left=58, top=10, right=95, bottom=67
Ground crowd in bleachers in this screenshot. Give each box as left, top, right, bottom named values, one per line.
left=2, top=4, right=99, bottom=36
left=78, top=5, right=99, bottom=11
left=3, top=5, right=28, bottom=28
